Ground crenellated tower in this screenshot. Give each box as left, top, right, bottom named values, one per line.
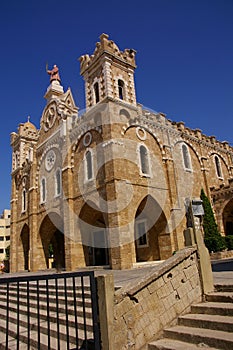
left=79, top=33, right=137, bottom=109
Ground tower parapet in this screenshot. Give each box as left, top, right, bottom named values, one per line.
left=79, top=33, right=137, bottom=109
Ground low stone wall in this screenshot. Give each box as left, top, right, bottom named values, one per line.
left=113, top=247, right=202, bottom=350
left=210, top=250, right=233, bottom=260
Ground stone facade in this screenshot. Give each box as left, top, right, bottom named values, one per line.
left=113, top=248, right=202, bottom=349
left=10, top=34, right=233, bottom=272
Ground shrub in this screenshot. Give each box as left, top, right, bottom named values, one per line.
left=225, top=235, right=233, bottom=251
left=200, top=189, right=226, bottom=252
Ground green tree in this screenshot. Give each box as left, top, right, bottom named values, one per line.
left=200, top=189, right=226, bottom=252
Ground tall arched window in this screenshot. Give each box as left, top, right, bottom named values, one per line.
left=55, top=168, right=62, bottom=196
left=22, top=189, right=26, bottom=213
left=215, top=155, right=222, bottom=178
left=118, top=79, right=125, bottom=100
left=139, top=144, right=150, bottom=176
left=85, top=150, right=93, bottom=181
left=94, top=82, right=100, bottom=103
left=182, top=144, right=192, bottom=170
left=40, top=177, right=46, bottom=203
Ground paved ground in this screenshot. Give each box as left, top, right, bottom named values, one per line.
left=0, top=259, right=232, bottom=289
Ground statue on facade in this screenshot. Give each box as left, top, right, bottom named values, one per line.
left=46, top=64, right=61, bottom=83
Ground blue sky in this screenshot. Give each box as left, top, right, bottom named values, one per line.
left=0, top=0, right=232, bottom=213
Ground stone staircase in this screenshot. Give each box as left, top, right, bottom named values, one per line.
left=0, top=281, right=95, bottom=349
left=148, top=287, right=233, bottom=350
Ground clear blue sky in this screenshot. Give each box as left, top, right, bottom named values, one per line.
left=0, top=0, right=232, bottom=213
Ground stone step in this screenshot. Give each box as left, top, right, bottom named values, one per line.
left=0, top=291, right=92, bottom=309
left=178, top=313, right=233, bottom=332
left=0, top=283, right=91, bottom=295
left=148, top=338, right=219, bottom=350
left=214, top=284, right=233, bottom=292
left=0, top=323, right=78, bottom=350
left=0, top=295, right=93, bottom=317
left=1, top=304, right=93, bottom=332
left=0, top=310, right=93, bottom=349
left=191, top=301, right=233, bottom=316
left=0, top=328, right=30, bottom=350
left=163, top=325, right=233, bottom=349
left=206, top=292, right=233, bottom=303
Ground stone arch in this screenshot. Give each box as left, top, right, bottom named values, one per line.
left=174, top=140, right=201, bottom=167
left=123, top=125, right=164, bottom=154
left=78, top=201, right=109, bottom=266
left=19, top=224, right=30, bottom=271
left=134, top=195, right=171, bottom=262
left=222, top=198, right=233, bottom=236
left=39, top=212, right=65, bottom=270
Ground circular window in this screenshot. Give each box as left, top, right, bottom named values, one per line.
left=83, top=132, right=92, bottom=147
left=136, top=127, right=146, bottom=141
left=45, top=150, right=56, bottom=171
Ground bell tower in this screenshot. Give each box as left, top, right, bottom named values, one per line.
left=79, top=33, right=137, bottom=109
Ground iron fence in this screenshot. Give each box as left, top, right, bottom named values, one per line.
left=0, top=271, right=100, bottom=350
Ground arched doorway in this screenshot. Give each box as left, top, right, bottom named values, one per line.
left=79, top=201, right=109, bottom=266
left=39, top=213, right=65, bottom=270
left=20, top=224, right=30, bottom=270
left=134, top=195, right=169, bottom=262
left=223, top=198, right=233, bottom=235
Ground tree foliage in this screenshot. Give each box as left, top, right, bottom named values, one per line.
left=200, top=189, right=226, bottom=252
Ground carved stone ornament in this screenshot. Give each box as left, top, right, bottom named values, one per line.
left=45, top=150, right=56, bottom=171
left=44, top=105, right=57, bottom=132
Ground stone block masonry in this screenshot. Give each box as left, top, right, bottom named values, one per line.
left=113, top=247, right=202, bottom=350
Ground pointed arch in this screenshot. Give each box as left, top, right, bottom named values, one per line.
left=39, top=213, right=65, bottom=270
left=222, top=198, right=233, bottom=236
left=79, top=201, right=109, bottom=266
left=20, top=224, right=30, bottom=270
left=134, top=195, right=171, bottom=262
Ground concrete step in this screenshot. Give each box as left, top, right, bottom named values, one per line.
left=191, top=301, right=233, bottom=316
left=206, top=292, right=233, bottom=303
left=178, top=313, right=233, bottom=332
left=148, top=338, right=219, bottom=350
left=163, top=325, right=233, bottom=349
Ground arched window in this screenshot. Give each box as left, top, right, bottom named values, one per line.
left=118, top=79, right=125, bottom=100
left=215, top=155, right=222, bottom=178
left=22, top=189, right=26, bottom=212
left=139, top=144, right=150, bottom=176
left=85, top=150, right=93, bottom=181
left=94, top=82, right=100, bottom=103
left=40, top=177, right=46, bottom=203
left=182, top=144, right=192, bottom=170
left=55, top=168, right=62, bottom=197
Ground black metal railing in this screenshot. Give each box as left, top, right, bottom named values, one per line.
left=0, top=271, right=100, bottom=350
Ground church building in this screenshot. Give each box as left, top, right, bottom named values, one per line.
left=10, top=34, right=233, bottom=272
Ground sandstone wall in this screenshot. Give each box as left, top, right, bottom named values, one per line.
left=113, top=247, right=202, bottom=349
